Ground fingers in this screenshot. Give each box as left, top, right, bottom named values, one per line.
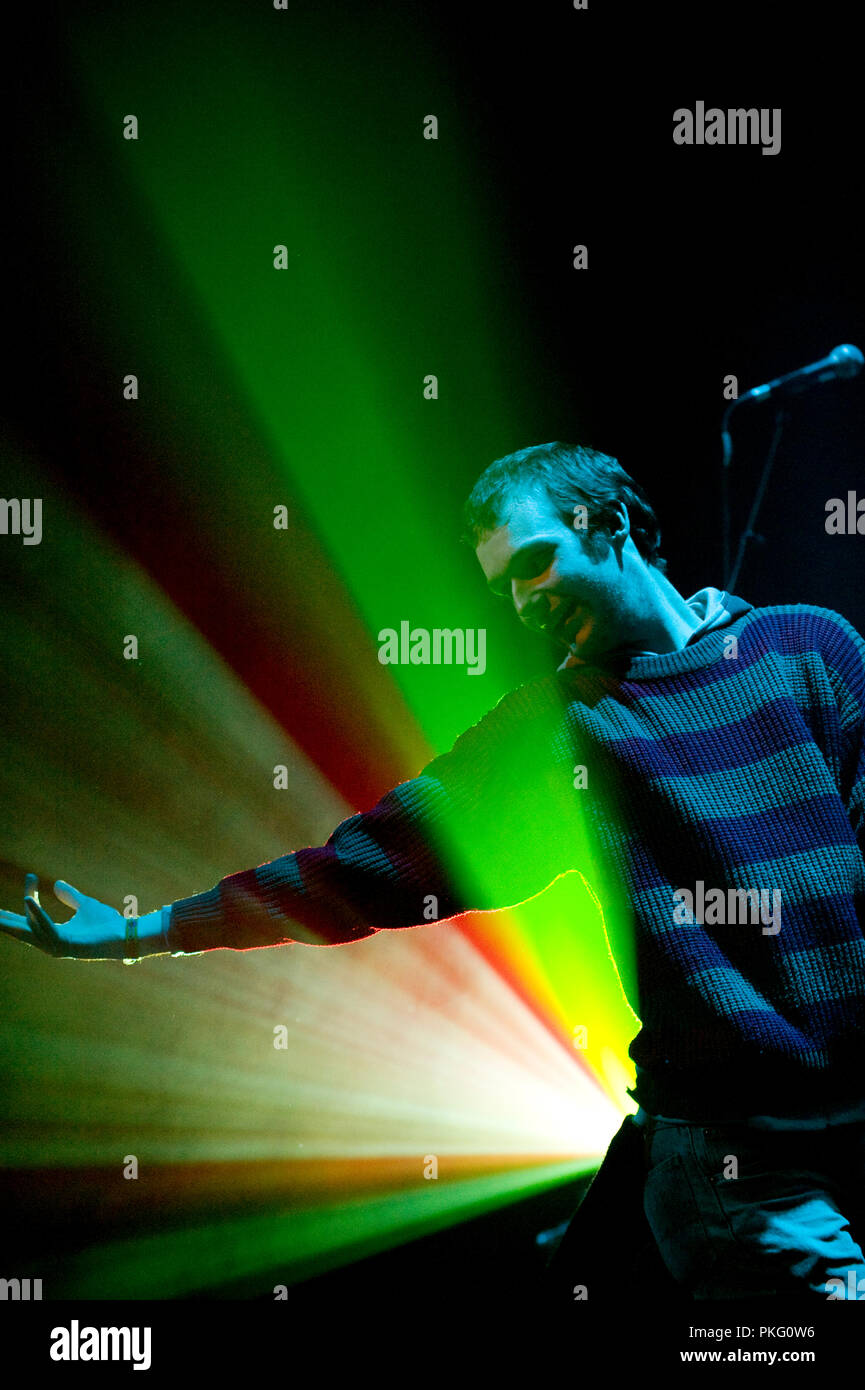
left=24, top=897, right=61, bottom=956
left=0, top=908, right=33, bottom=943
left=22, top=875, right=61, bottom=956
left=0, top=873, right=47, bottom=946
left=1, top=874, right=68, bottom=956
left=53, top=880, right=83, bottom=910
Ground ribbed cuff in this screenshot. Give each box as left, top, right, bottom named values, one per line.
left=163, top=885, right=224, bottom=954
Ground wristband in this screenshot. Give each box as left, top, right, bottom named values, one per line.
left=123, top=915, right=139, bottom=965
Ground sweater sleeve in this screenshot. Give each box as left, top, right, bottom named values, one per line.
left=818, top=608, right=865, bottom=857
left=164, top=676, right=583, bottom=953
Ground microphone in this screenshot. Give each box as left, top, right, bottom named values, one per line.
left=734, top=343, right=864, bottom=406
left=720, top=342, right=864, bottom=588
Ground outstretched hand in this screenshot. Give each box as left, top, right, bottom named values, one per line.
left=0, top=874, right=128, bottom=959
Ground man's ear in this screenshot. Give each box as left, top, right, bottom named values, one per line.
left=607, top=501, right=630, bottom=547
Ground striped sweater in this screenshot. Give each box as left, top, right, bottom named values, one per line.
left=167, top=599, right=865, bottom=1121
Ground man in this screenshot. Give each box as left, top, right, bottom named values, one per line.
left=3, top=440, right=865, bottom=1300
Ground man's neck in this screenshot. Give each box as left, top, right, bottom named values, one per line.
left=622, top=569, right=704, bottom=657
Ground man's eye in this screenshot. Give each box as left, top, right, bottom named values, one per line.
left=519, top=547, right=553, bottom=577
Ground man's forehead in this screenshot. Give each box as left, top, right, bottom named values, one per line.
left=475, top=488, right=558, bottom=579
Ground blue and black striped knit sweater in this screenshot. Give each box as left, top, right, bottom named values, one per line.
left=167, top=598, right=865, bottom=1120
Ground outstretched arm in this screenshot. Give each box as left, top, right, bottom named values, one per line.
left=0, top=875, right=170, bottom=960
left=1, top=675, right=585, bottom=960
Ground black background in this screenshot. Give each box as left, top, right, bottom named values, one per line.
left=2, top=0, right=863, bottom=1343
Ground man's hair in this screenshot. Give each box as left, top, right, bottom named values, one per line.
left=460, top=441, right=667, bottom=573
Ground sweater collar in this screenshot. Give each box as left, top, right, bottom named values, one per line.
left=555, top=587, right=754, bottom=678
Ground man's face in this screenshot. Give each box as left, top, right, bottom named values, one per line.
left=475, top=482, right=635, bottom=661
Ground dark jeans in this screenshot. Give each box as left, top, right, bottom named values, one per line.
left=641, top=1114, right=865, bottom=1299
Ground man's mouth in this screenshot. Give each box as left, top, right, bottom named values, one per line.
left=553, top=603, right=583, bottom=642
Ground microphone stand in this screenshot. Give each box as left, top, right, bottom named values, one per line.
left=720, top=405, right=734, bottom=588
left=721, top=402, right=788, bottom=591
